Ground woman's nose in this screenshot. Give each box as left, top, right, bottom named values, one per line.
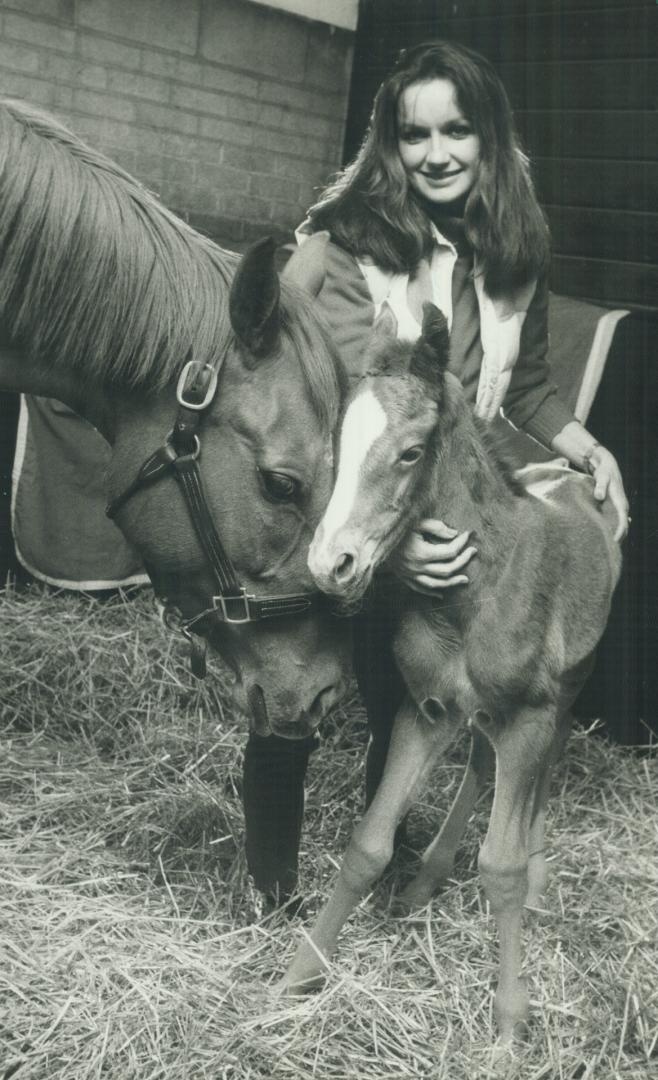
left=426, top=134, right=450, bottom=165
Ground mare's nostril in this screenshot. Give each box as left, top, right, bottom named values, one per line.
left=308, top=684, right=337, bottom=722
left=334, top=552, right=355, bottom=582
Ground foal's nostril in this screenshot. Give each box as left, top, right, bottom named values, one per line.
left=333, top=552, right=355, bottom=582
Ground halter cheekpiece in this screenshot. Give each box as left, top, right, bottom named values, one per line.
left=106, top=354, right=324, bottom=675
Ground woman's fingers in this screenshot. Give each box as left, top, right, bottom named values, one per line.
left=610, top=483, right=630, bottom=542
left=420, top=545, right=477, bottom=578
left=411, top=529, right=472, bottom=562
left=416, top=518, right=459, bottom=541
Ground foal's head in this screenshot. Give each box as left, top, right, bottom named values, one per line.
left=309, top=303, right=451, bottom=603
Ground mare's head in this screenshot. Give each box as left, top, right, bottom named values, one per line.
left=309, top=303, right=450, bottom=605
left=108, top=238, right=350, bottom=739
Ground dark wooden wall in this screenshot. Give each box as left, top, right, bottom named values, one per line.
left=347, top=0, right=656, bottom=313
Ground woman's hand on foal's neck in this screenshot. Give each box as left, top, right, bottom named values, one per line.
left=391, top=518, right=477, bottom=595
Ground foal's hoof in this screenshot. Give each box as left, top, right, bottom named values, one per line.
left=393, top=875, right=438, bottom=915
left=275, top=970, right=326, bottom=997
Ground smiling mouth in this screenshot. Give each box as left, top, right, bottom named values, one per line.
left=420, top=170, right=462, bottom=181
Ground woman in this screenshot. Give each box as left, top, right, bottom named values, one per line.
left=244, top=40, right=629, bottom=903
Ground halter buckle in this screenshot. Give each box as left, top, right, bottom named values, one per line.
left=176, top=360, right=218, bottom=411
left=213, top=588, right=257, bottom=624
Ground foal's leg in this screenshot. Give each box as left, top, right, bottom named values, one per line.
left=525, top=712, right=571, bottom=907
left=398, top=725, right=494, bottom=910
left=476, top=709, right=555, bottom=1042
left=280, top=698, right=451, bottom=992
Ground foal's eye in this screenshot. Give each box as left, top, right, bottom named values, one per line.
left=259, top=470, right=299, bottom=503
left=399, top=446, right=424, bottom=466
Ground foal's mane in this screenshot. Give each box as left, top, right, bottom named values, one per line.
left=0, top=97, right=341, bottom=420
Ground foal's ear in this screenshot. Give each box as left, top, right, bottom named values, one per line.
left=372, top=302, right=398, bottom=341
left=229, top=236, right=281, bottom=359
left=409, top=303, right=450, bottom=390
left=281, top=231, right=329, bottom=296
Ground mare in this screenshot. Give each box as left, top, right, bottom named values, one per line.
left=282, top=304, right=622, bottom=1042
left=0, top=97, right=349, bottom=898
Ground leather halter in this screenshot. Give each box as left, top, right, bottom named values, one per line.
left=106, top=357, right=324, bottom=671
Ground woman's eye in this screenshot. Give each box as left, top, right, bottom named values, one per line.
left=399, top=446, right=424, bottom=465
left=399, top=128, right=426, bottom=144
left=260, top=470, right=299, bottom=502
left=448, top=124, right=472, bottom=138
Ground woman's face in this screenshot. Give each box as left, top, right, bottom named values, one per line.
left=397, top=78, right=481, bottom=207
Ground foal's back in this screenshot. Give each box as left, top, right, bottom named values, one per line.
left=470, top=467, right=621, bottom=713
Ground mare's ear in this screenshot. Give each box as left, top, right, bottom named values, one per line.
left=229, top=236, right=280, bottom=359
left=409, top=303, right=450, bottom=391
left=281, top=231, right=329, bottom=296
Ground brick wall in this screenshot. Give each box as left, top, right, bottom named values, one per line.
left=0, top=0, right=354, bottom=248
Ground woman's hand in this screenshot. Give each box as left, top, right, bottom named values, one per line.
left=586, top=444, right=630, bottom=542
left=391, top=518, right=476, bottom=596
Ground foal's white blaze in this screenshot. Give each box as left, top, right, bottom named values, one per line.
left=320, top=388, right=387, bottom=540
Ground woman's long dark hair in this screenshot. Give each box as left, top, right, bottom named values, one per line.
left=307, top=41, right=549, bottom=297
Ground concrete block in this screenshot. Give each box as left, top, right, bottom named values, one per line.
left=76, top=0, right=200, bottom=55
left=269, top=197, right=300, bottom=229
left=73, top=88, right=136, bottom=122
left=173, top=86, right=260, bottom=127
left=141, top=51, right=202, bottom=86
left=107, top=70, right=169, bottom=104
left=218, top=190, right=271, bottom=224
left=0, top=69, right=57, bottom=106
left=0, top=40, right=40, bottom=75
left=201, top=64, right=258, bottom=102
left=160, top=129, right=211, bottom=161
left=304, top=21, right=353, bottom=92
left=250, top=172, right=297, bottom=202
left=136, top=100, right=198, bottom=136
left=71, top=117, right=163, bottom=155
left=40, top=52, right=76, bottom=83
left=4, top=11, right=75, bottom=51
left=136, top=153, right=195, bottom=186
left=185, top=210, right=246, bottom=249
left=79, top=32, right=141, bottom=71
left=201, top=0, right=307, bottom=84
left=258, top=78, right=346, bottom=122
left=0, top=1, right=74, bottom=19
left=256, top=126, right=329, bottom=163
left=172, top=85, right=227, bottom=117
left=74, top=63, right=108, bottom=90
left=272, top=154, right=333, bottom=184
left=199, top=114, right=253, bottom=147
left=258, top=101, right=342, bottom=142
left=220, top=144, right=266, bottom=174
left=197, top=159, right=245, bottom=192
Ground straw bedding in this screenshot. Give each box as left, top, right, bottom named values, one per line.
left=1, top=584, right=656, bottom=1079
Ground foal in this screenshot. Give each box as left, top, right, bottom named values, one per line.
left=282, top=304, right=622, bottom=1041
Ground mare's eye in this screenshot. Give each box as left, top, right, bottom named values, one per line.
left=260, top=470, right=299, bottom=503
left=399, top=446, right=424, bottom=466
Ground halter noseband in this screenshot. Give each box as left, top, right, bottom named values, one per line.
left=106, top=357, right=324, bottom=674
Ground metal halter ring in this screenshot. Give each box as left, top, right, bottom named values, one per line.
left=176, top=360, right=219, bottom=411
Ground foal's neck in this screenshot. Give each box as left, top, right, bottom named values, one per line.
left=423, top=385, right=525, bottom=566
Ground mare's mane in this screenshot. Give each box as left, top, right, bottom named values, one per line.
left=0, top=98, right=341, bottom=427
